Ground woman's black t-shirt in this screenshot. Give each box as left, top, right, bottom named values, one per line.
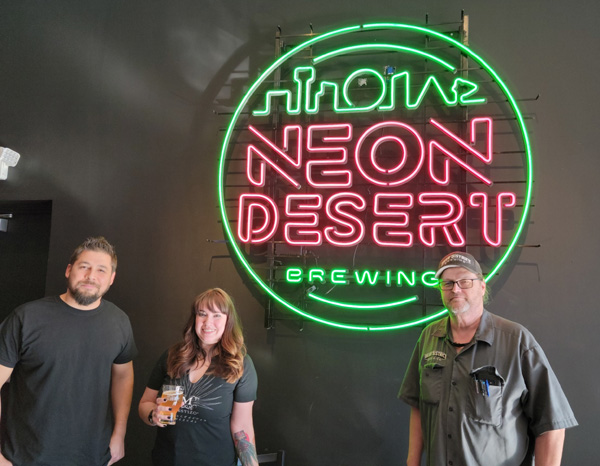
left=147, top=350, right=258, bottom=466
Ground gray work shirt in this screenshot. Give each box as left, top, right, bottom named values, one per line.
left=399, top=310, right=577, bottom=466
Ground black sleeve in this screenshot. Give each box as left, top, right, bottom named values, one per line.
left=0, top=310, right=22, bottom=368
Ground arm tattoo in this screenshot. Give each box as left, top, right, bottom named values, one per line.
left=233, top=430, right=258, bottom=465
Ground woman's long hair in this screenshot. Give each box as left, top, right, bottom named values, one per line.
left=166, top=288, right=246, bottom=383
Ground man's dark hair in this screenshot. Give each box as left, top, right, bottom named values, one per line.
left=69, top=236, right=118, bottom=272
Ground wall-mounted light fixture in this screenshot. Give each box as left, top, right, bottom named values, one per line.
left=0, top=214, right=13, bottom=233
left=0, top=147, right=20, bottom=180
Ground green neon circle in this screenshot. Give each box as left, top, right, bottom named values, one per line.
left=218, top=23, right=533, bottom=331
left=308, top=293, right=418, bottom=310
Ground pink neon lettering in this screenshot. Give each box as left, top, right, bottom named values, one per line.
left=324, top=192, right=366, bottom=246
left=469, top=117, right=493, bottom=160
left=428, top=117, right=493, bottom=186
left=247, top=125, right=302, bottom=188
left=418, top=192, right=465, bottom=247
left=235, top=191, right=516, bottom=247
left=369, top=136, right=408, bottom=174
left=372, top=193, right=414, bottom=247
left=306, top=124, right=353, bottom=188
left=238, top=194, right=279, bottom=244
left=354, top=121, right=425, bottom=187
left=284, top=194, right=323, bottom=245
left=469, top=192, right=517, bottom=246
left=237, top=117, right=514, bottom=248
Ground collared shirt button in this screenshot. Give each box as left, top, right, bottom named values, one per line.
left=448, top=434, right=452, bottom=439
left=451, top=380, right=457, bottom=386
left=449, top=461, right=453, bottom=465
left=449, top=407, right=454, bottom=412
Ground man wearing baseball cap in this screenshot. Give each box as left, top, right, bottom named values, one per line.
left=398, top=252, right=577, bottom=466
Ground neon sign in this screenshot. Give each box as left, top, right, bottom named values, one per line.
left=218, top=22, right=533, bottom=331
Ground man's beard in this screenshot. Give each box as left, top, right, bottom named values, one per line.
left=447, top=299, right=470, bottom=315
left=68, top=281, right=108, bottom=306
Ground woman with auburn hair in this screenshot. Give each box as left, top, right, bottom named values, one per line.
left=139, top=288, right=258, bottom=466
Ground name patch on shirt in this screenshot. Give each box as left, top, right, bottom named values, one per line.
left=424, top=350, right=447, bottom=362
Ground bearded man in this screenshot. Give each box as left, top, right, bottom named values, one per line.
left=0, top=237, right=137, bottom=466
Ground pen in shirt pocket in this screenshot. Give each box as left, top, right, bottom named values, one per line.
left=473, top=376, right=490, bottom=397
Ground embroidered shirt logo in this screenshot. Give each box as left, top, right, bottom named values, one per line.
left=424, top=350, right=447, bottom=362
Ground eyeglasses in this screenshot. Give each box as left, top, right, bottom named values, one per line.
left=438, top=278, right=481, bottom=290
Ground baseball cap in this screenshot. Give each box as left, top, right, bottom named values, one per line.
left=435, top=252, right=482, bottom=278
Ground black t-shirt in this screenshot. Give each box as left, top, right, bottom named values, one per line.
left=147, top=350, right=258, bottom=466
left=0, top=296, right=137, bottom=466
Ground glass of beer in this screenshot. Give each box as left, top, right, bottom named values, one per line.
left=158, top=385, right=184, bottom=425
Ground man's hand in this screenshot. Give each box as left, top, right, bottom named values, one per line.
left=107, top=433, right=125, bottom=465
left=0, top=453, right=13, bottom=466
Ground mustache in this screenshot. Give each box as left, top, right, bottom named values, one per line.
left=77, top=281, right=99, bottom=287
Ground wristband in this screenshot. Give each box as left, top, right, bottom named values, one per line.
left=148, top=409, right=155, bottom=425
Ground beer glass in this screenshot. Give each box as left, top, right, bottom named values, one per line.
left=158, top=385, right=184, bottom=425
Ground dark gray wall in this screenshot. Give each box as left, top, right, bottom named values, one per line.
left=1, top=1, right=598, bottom=464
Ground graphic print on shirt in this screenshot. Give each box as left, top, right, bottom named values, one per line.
left=424, top=350, right=447, bottom=363
left=174, top=375, right=224, bottom=424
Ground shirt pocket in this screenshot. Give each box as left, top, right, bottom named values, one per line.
left=420, top=362, right=445, bottom=405
left=468, top=365, right=505, bottom=426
